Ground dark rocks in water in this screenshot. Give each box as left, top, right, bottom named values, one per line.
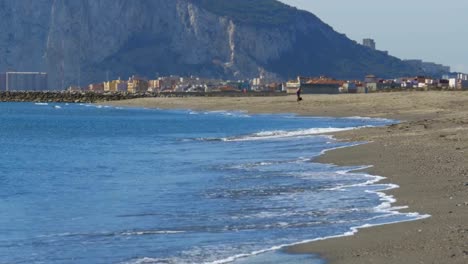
left=0, top=91, right=132, bottom=103
left=0, top=91, right=286, bottom=103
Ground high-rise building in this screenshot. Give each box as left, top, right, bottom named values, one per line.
left=362, top=38, right=376, bottom=50
left=0, top=72, right=48, bottom=91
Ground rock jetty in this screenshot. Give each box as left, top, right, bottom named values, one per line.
left=0, top=91, right=286, bottom=103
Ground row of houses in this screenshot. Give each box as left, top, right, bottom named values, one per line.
left=284, top=73, right=468, bottom=95
left=365, top=73, right=468, bottom=91
left=73, top=75, right=284, bottom=94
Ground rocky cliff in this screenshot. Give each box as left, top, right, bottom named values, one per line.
left=0, top=0, right=423, bottom=89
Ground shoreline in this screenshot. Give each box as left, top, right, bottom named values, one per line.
left=105, top=92, right=468, bottom=264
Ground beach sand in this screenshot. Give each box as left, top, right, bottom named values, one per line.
left=106, top=92, right=468, bottom=263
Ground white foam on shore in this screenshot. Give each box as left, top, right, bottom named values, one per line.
left=319, top=141, right=368, bottom=156
left=202, top=211, right=429, bottom=264
left=113, top=112, right=416, bottom=264
left=198, top=126, right=374, bottom=142
left=200, top=142, right=431, bottom=264
left=185, top=109, right=251, bottom=118
left=127, top=163, right=431, bottom=264
left=120, top=230, right=185, bottom=236
left=344, top=116, right=398, bottom=122
left=202, top=217, right=432, bottom=264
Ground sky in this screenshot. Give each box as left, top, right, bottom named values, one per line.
left=280, top=0, right=468, bottom=73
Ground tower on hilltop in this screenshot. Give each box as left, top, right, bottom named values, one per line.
left=362, top=38, right=376, bottom=50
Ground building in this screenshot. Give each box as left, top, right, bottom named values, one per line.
left=157, top=76, right=183, bottom=92
left=460, top=80, right=468, bottom=90
left=364, top=75, right=378, bottom=83
left=148, top=80, right=161, bottom=92
left=362, top=38, right=376, bottom=50
left=0, top=72, right=48, bottom=91
left=88, top=83, right=104, bottom=93
left=104, top=79, right=127, bottom=92
left=285, top=78, right=301, bottom=93
left=457, top=73, right=468, bottom=81
left=286, top=76, right=344, bottom=94
left=448, top=78, right=468, bottom=90
left=343, top=82, right=361, bottom=93
left=116, top=81, right=128, bottom=92
left=127, top=76, right=148, bottom=93
left=364, top=74, right=379, bottom=92
left=438, top=79, right=450, bottom=89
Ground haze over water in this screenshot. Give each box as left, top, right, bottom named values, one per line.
left=0, top=103, right=426, bottom=263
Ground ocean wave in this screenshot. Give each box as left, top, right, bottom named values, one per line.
left=120, top=230, right=185, bottom=236
left=36, top=229, right=185, bottom=239
left=344, top=116, right=398, bottom=123
left=198, top=126, right=370, bottom=142
left=226, top=157, right=312, bottom=170
left=182, top=109, right=252, bottom=118
left=122, top=257, right=169, bottom=264
left=202, top=110, right=251, bottom=118
left=34, top=102, right=49, bottom=106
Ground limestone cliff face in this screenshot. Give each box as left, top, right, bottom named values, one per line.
left=0, top=0, right=420, bottom=89
left=0, top=0, right=53, bottom=73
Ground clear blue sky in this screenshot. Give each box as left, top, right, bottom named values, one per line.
left=280, top=0, right=468, bottom=73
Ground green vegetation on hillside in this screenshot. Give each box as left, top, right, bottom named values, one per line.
left=193, top=0, right=297, bottom=26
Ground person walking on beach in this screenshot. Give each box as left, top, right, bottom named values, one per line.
left=296, top=87, right=302, bottom=102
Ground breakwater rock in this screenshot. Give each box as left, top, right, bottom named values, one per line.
left=0, top=91, right=140, bottom=103
left=0, top=91, right=287, bottom=103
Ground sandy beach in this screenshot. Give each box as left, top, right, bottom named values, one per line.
left=107, top=92, right=468, bottom=264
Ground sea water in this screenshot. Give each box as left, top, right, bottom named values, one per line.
left=0, top=103, right=427, bottom=264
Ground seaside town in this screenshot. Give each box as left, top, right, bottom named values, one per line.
left=2, top=71, right=468, bottom=95
left=0, top=39, right=467, bottom=95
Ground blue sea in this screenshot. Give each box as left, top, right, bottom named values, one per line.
left=0, top=103, right=427, bottom=264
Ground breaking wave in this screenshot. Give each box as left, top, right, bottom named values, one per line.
left=198, top=126, right=371, bottom=142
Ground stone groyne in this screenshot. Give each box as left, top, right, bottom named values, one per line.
left=0, top=91, right=287, bottom=103
left=0, top=91, right=140, bottom=103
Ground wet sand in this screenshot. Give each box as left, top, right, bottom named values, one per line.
left=107, top=92, right=468, bottom=264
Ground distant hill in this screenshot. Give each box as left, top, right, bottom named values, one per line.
left=0, top=0, right=436, bottom=89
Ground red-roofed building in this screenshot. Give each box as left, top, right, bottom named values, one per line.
left=286, top=76, right=345, bottom=94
